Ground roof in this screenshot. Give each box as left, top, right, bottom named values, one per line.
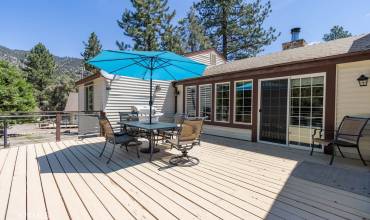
left=64, top=92, right=78, bottom=111
left=75, top=72, right=101, bottom=86
left=184, top=48, right=227, bottom=62
left=204, top=34, right=370, bottom=76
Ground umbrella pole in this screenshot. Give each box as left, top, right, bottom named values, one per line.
left=149, top=60, right=153, bottom=124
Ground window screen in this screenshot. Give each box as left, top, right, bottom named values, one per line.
left=185, top=86, right=197, bottom=117
left=215, top=83, right=230, bottom=122
left=199, top=84, right=212, bottom=120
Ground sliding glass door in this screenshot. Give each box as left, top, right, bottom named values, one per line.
left=259, top=74, right=325, bottom=150
left=288, top=75, right=324, bottom=149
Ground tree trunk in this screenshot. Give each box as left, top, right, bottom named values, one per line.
left=221, top=6, right=228, bottom=60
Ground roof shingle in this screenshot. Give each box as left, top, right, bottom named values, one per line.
left=205, top=34, right=370, bottom=76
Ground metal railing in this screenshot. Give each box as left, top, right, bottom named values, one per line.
left=0, top=111, right=102, bottom=147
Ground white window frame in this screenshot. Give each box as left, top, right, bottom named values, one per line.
left=198, top=84, right=212, bottom=121
left=185, top=85, right=197, bottom=117
left=214, top=82, right=230, bottom=123
left=233, top=79, right=253, bottom=125
left=85, top=83, right=94, bottom=112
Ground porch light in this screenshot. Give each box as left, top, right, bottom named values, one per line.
left=357, top=74, right=368, bottom=87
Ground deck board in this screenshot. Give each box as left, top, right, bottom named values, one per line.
left=0, top=136, right=369, bottom=220
left=0, top=147, right=18, bottom=219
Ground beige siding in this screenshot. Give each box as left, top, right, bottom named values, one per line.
left=336, top=60, right=370, bottom=160
left=78, top=86, right=84, bottom=112
left=176, top=85, right=184, bottom=114
left=104, top=76, right=175, bottom=128
left=93, top=78, right=107, bottom=111
left=188, top=51, right=225, bottom=68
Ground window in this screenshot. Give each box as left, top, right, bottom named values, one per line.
left=199, top=84, right=212, bottom=120
left=210, top=53, right=216, bottom=65
left=234, top=80, right=252, bottom=124
left=85, top=84, right=94, bottom=112
left=185, top=86, right=197, bottom=117
left=215, top=82, right=230, bottom=122
left=289, top=76, right=324, bottom=148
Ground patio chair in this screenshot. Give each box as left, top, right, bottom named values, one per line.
left=168, top=118, right=204, bottom=166
left=312, top=116, right=369, bottom=166
left=158, top=113, right=187, bottom=144
left=99, top=116, right=138, bottom=164
left=119, top=112, right=147, bottom=143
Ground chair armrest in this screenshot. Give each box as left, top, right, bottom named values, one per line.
left=312, top=129, right=338, bottom=139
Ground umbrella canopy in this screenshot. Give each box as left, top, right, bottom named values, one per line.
left=88, top=50, right=206, bottom=80
left=88, top=50, right=206, bottom=123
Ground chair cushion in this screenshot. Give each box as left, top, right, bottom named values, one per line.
left=114, top=134, right=135, bottom=144
left=181, top=124, right=194, bottom=137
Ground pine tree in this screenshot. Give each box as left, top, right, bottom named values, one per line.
left=81, top=32, right=102, bottom=73
left=24, top=43, right=56, bottom=110
left=117, top=0, right=176, bottom=51
left=178, top=7, right=211, bottom=53
left=160, top=13, right=184, bottom=54
left=0, top=61, right=36, bottom=112
left=195, top=0, right=279, bottom=60
left=323, top=25, right=352, bottom=41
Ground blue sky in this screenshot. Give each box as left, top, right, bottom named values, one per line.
left=1, top=0, right=369, bottom=58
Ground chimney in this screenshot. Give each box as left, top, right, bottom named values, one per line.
left=282, top=27, right=306, bottom=50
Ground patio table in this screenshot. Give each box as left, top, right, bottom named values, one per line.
left=118, top=121, right=178, bottom=161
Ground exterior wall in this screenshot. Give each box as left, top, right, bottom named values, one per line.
left=203, top=125, right=252, bottom=140
left=77, top=79, right=106, bottom=135
left=187, top=51, right=226, bottom=68
left=336, top=60, right=370, bottom=160
left=176, top=84, right=184, bottom=114
left=104, top=76, right=174, bottom=128
left=178, top=64, right=337, bottom=142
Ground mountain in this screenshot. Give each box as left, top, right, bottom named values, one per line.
left=0, top=45, right=83, bottom=78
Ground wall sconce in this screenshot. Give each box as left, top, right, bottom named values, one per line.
left=174, top=88, right=180, bottom=96
left=357, top=74, right=368, bottom=87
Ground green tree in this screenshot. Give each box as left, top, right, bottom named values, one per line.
left=323, top=25, right=352, bottom=41
left=81, top=32, right=102, bottom=73
left=45, top=74, right=75, bottom=111
left=178, top=7, right=211, bottom=53
left=116, top=0, right=176, bottom=51
left=0, top=61, right=36, bottom=112
left=160, top=14, right=184, bottom=53
left=195, top=0, right=279, bottom=60
left=24, top=43, right=56, bottom=110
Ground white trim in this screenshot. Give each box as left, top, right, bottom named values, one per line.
left=233, top=79, right=253, bottom=125
left=185, top=85, right=197, bottom=117
left=214, top=82, right=231, bottom=123
left=257, top=72, right=326, bottom=152
left=198, top=84, right=212, bottom=121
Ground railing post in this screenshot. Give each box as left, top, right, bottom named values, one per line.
left=3, top=120, right=8, bottom=147
left=100, top=111, right=106, bottom=136
left=56, top=113, right=61, bottom=142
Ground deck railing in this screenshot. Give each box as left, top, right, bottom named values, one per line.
left=0, top=111, right=103, bottom=147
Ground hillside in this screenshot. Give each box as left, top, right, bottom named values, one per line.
left=0, top=45, right=83, bottom=78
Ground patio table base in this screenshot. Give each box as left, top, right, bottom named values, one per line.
left=140, top=147, right=160, bottom=154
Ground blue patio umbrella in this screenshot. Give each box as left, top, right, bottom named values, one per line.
left=88, top=50, right=206, bottom=124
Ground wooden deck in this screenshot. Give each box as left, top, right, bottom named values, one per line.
left=0, top=135, right=369, bottom=220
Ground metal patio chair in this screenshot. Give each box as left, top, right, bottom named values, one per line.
left=168, top=118, right=204, bottom=166
left=99, top=116, right=138, bottom=164
left=312, top=116, right=369, bottom=166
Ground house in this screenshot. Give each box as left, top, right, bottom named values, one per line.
left=75, top=48, right=226, bottom=133
left=174, top=29, right=370, bottom=160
